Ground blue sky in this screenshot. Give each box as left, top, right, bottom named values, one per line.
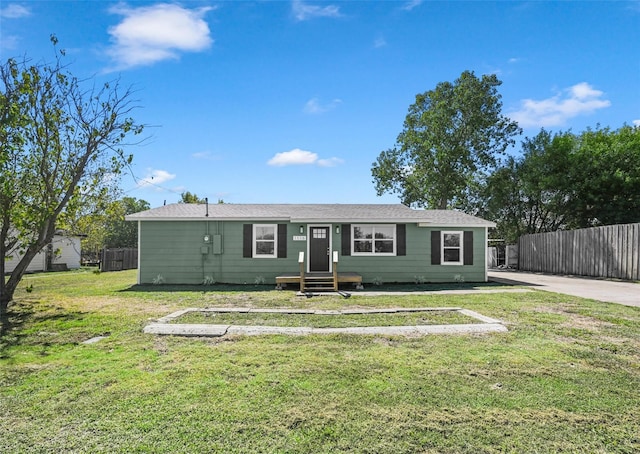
left=2, top=1, right=639, bottom=208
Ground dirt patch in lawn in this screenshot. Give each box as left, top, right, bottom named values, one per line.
left=533, top=304, right=614, bottom=331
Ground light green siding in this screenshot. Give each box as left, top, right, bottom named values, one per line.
left=337, top=225, right=487, bottom=284
left=138, top=221, right=488, bottom=284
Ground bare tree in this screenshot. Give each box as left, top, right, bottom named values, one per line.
left=0, top=37, right=143, bottom=317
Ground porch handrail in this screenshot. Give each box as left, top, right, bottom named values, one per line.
left=298, top=251, right=305, bottom=292
left=332, top=251, right=339, bottom=291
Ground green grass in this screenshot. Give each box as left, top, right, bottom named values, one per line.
left=1, top=269, right=639, bottom=453
left=171, top=309, right=477, bottom=327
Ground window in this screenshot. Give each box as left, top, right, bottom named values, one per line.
left=313, top=228, right=327, bottom=239
left=441, top=231, right=463, bottom=265
left=253, top=224, right=277, bottom=258
left=352, top=224, right=396, bottom=255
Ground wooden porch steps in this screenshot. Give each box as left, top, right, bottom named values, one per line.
left=275, top=251, right=363, bottom=292
left=275, top=272, right=363, bottom=292
left=303, top=274, right=336, bottom=292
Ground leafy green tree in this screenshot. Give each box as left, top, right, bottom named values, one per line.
left=0, top=37, right=143, bottom=314
left=480, top=156, right=522, bottom=242
left=569, top=125, right=640, bottom=227
left=482, top=130, right=574, bottom=242
left=372, top=70, right=521, bottom=209
left=60, top=188, right=120, bottom=263
left=179, top=191, right=206, bottom=204
left=68, top=196, right=150, bottom=262
left=103, top=197, right=150, bottom=248
left=482, top=126, right=640, bottom=243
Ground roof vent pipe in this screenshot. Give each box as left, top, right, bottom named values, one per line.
left=205, top=198, right=209, bottom=217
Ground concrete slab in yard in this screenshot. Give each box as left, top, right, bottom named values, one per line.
left=82, top=336, right=109, bottom=344
left=227, top=325, right=314, bottom=336
left=144, top=323, right=229, bottom=337
left=143, top=307, right=508, bottom=338
left=310, top=324, right=507, bottom=336
left=458, top=309, right=504, bottom=324
left=144, top=323, right=506, bottom=337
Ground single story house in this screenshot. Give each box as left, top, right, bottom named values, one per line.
left=127, top=204, right=496, bottom=289
left=4, top=232, right=82, bottom=274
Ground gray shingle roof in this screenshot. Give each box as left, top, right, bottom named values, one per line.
left=126, top=203, right=495, bottom=227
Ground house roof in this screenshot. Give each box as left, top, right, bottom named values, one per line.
left=126, top=203, right=496, bottom=227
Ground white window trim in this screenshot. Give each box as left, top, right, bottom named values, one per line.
left=253, top=224, right=277, bottom=258
left=351, top=224, right=397, bottom=256
left=441, top=230, right=463, bottom=265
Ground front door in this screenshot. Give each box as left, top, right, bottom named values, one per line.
left=309, top=226, right=330, bottom=272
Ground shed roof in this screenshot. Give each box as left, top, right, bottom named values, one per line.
left=126, top=203, right=495, bottom=227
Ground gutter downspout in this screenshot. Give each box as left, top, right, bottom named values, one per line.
left=137, top=221, right=141, bottom=285
left=485, top=226, right=489, bottom=282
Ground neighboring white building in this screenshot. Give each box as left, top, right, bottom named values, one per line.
left=4, top=234, right=82, bottom=274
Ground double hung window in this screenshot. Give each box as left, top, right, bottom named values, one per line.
left=441, top=231, right=463, bottom=265
left=352, top=224, right=396, bottom=256
left=253, top=224, right=277, bottom=258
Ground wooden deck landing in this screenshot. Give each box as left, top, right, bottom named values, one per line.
left=276, top=272, right=362, bottom=291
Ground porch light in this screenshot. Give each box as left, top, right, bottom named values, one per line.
left=299, top=225, right=304, bottom=234
left=335, top=226, right=340, bottom=234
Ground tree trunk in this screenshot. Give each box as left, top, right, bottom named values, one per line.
left=0, top=274, right=13, bottom=321
left=0, top=290, right=12, bottom=320
left=0, top=249, right=10, bottom=319
left=0, top=240, right=49, bottom=319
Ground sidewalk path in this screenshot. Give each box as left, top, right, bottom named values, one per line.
left=489, top=270, right=640, bottom=308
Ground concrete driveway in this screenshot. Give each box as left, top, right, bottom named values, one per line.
left=489, top=270, right=640, bottom=308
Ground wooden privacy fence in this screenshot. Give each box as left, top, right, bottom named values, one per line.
left=101, top=248, right=138, bottom=272
left=518, top=223, right=640, bottom=280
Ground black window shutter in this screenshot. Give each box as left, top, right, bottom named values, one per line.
left=277, top=224, right=287, bottom=258
left=341, top=224, right=351, bottom=256
left=463, top=231, right=474, bottom=265
left=397, top=224, right=406, bottom=256
left=243, top=224, right=252, bottom=258
left=431, top=230, right=441, bottom=265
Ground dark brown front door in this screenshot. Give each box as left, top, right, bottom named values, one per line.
left=309, top=227, right=330, bottom=272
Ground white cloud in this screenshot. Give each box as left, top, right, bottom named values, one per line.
left=633, top=119, right=640, bottom=127
left=137, top=168, right=176, bottom=189
left=106, top=3, right=213, bottom=70
left=317, top=157, right=344, bottom=167
left=0, top=3, right=30, bottom=49
left=627, top=1, right=640, bottom=13
left=191, top=151, right=221, bottom=161
left=303, top=97, right=342, bottom=114
left=267, top=148, right=343, bottom=167
left=570, top=82, right=604, bottom=100
left=268, top=149, right=318, bottom=166
left=509, top=82, right=611, bottom=128
left=373, top=36, right=387, bottom=48
left=0, top=4, right=31, bottom=18
left=0, top=35, right=19, bottom=51
left=402, top=0, right=423, bottom=11
left=292, top=0, right=341, bottom=21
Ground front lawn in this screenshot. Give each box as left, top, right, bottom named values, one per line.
left=1, top=269, right=639, bottom=453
